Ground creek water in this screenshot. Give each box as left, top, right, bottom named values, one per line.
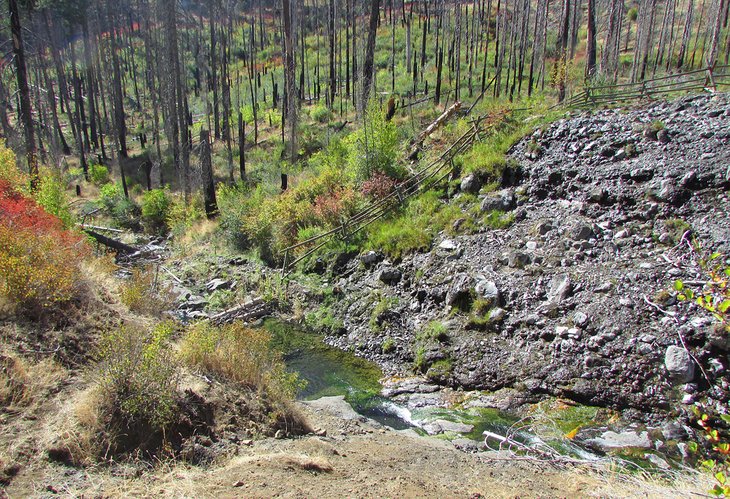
left=264, top=319, right=674, bottom=471
left=265, top=319, right=528, bottom=442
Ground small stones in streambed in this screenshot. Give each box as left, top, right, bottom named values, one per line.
left=422, top=420, right=475, bottom=436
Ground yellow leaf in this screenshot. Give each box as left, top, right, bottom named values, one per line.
left=565, top=426, right=580, bottom=440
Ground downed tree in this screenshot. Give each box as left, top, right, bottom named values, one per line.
left=207, top=297, right=271, bottom=325
left=408, top=101, right=462, bottom=160
left=84, top=229, right=138, bottom=254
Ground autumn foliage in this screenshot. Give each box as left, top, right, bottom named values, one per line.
left=0, top=178, right=88, bottom=311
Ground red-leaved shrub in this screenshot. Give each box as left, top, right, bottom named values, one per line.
left=0, top=179, right=88, bottom=311
left=361, top=171, right=399, bottom=201
left=312, top=187, right=360, bottom=227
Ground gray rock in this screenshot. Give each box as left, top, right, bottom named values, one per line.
left=571, top=224, right=594, bottom=241
left=586, top=430, right=652, bottom=451
left=508, top=251, right=531, bottom=269
left=446, top=274, right=472, bottom=306
left=665, top=345, right=695, bottom=382
left=460, top=174, right=481, bottom=193
left=480, top=189, right=516, bottom=212
left=206, top=278, right=233, bottom=292
left=475, top=280, right=500, bottom=303
left=536, top=221, right=553, bottom=235
left=573, top=311, right=589, bottom=327
left=182, top=296, right=208, bottom=311
left=438, top=239, right=458, bottom=251
left=547, top=274, right=573, bottom=304
left=661, top=422, right=687, bottom=440
left=489, top=308, right=507, bottom=322
left=657, top=129, right=671, bottom=144
left=379, top=267, right=402, bottom=285
left=424, top=419, right=475, bottom=435
left=361, top=251, right=382, bottom=266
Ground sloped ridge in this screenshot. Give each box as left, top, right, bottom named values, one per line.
left=320, top=93, right=730, bottom=422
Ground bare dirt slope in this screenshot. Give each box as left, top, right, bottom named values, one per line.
left=3, top=396, right=708, bottom=498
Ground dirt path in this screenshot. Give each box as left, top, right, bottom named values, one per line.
left=3, top=396, right=708, bottom=498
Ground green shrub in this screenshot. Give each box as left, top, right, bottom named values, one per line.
left=305, top=305, right=345, bottom=335
left=348, top=100, right=403, bottom=182
left=97, top=322, right=179, bottom=430
left=413, top=321, right=449, bottom=374
left=382, top=337, right=396, bottom=353
left=369, top=293, right=400, bottom=332
left=166, top=193, right=205, bottom=238
left=99, top=182, right=140, bottom=230
left=366, top=190, right=472, bottom=260
left=141, top=188, right=171, bottom=234
left=483, top=210, right=515, bottom=229
left=426, top=358, right=453, bottom=382
left=417, top=321, right=449, bottom=343
left=88, top=163, right=110, bottom=185
left=35, top=172, right=74, bottom=228
left=310, top=104, right=333, bottom=123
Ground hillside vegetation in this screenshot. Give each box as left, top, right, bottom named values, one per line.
left=1, top=0, right=730, bottom=495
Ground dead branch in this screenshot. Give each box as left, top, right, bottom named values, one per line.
left=408, top=101, right=462, bottom=160
left=84, top=229, right=139, bottom=254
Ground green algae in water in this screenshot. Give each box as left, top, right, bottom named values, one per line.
left=411, top=407, right=519, bottom=442
left=264, top=319, right=382, bottom=402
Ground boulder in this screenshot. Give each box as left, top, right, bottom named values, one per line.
left=547, top=274, right=573, bottom=304
left=460, top=174, right=482, bottom=194
left=446, top=274, right=473, bottom=306
left=584, top=430, right=652, bottom=452
left=665, top=346, right=695, bottom=382
left=379, top=267, right=402, bottom=285
left=361, top=250, right=383, bottom=266
left=480, top=189, right=516, bottom=212
left=570, top=224, right=594, bottom=241
left=475, top=280, right=500, bottom=304
left=508, top=252, right=531, bottom=269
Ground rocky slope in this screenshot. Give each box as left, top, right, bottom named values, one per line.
left=317, top=93, right=730, bottom=424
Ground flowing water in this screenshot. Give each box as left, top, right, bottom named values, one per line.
left=265, top=319, right=525, bottom=438
left=264, top=319, right=675, bottom=471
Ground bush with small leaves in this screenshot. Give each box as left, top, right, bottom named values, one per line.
left=141, top=188, right=171, bottom=234
left=673, top=245, right=730, bottom=496
left=0, top=179, right=88, bottom=313
left=97, top=322, right=180, bottom=433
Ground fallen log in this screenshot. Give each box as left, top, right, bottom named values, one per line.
left=84, top=229, right=139, bottom=254
left=408, top=101, right=462, bottom=160
left=207, top=297, right=270, bottom=325
left=79, top=224, right=124, bottom=233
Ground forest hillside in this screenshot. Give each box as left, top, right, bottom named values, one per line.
left=1, top=0, right=730, bottom=496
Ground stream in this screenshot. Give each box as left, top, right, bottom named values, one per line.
left=265, top=319, right=681, bottom=472
left=266, top=319, right=576, bottom=450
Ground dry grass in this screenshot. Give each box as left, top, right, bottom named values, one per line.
left=0, top=350, right=66, bottom=409
left=119, top=265, right=173, bottom=317
left=583, top=464, right=712, bottom=498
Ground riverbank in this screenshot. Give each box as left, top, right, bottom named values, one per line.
left=3, top=394, right=709, bottom=498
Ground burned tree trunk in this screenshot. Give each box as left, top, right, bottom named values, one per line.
left=199, top=128, right=217, bottom=219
